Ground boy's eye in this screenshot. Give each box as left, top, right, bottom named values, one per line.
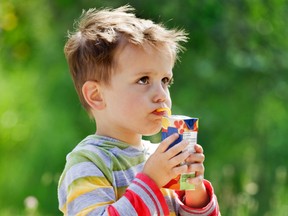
left=162, top=77, right=174, bottom=87
left=137, top=76, right=149, bottom=85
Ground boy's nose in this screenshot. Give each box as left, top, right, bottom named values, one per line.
left=152, top=84, right=169, bottom=103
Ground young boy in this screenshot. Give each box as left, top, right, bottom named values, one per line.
left=58, top=5, right=220, bottom=215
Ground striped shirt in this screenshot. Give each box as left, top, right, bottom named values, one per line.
left=58, top=135, right=219, bottom=215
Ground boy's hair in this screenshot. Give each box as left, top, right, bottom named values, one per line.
left=64, top=5, right=188, bottom=115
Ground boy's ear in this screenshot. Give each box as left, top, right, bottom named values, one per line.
left=82, top=81, right=106, bottom=110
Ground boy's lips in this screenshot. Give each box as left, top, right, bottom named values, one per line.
left=152, top=110, right=166, bottom=116
left=153, top=107, right=171, bottom=116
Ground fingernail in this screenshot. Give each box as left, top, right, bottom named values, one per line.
left=181, top=139, right=188, bottom=144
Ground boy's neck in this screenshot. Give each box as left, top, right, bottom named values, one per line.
left=95, top=131, right=143, bottom=148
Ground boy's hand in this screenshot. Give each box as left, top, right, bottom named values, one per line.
left=184, top=144, right=210, bottom=208
left=184, top=144, right=205, bottom=187
left=142, top=134, right=191, bottom=188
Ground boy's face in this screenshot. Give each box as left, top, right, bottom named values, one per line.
left=97, top=43, right=173, bottom=143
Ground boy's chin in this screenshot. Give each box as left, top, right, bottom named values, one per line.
left=142, top=127, right=162, bottom=136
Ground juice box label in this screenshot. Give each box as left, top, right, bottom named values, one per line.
left=161, top=115, right=199, bottom=190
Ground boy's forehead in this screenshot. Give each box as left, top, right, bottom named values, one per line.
left=113, top=42, right=173, bottom=68
left=110, top=42, right=174, bottom=80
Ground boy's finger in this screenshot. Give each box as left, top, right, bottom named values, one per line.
left=171, top=163, right=189, bottom=176
left=194, top=144, right=203, bottom=153
left=156, top=133, right=179, bottom=153
left=187, top=175, right=204, bottom=186
left=185, top=153, right=205, bottom=164
left=166, top=139, right=189, bottom=159
left=187, top=163, right=205, bottom=174
left=169, top=150, right=190, bottom=167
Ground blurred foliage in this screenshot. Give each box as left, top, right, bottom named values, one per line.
left=1, top=0, right=288, bottom=215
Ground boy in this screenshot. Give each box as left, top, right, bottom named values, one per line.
left=58, top=5, right=220, bottom=215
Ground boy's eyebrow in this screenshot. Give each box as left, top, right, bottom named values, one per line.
left=134, top=70, right=173, bottom=77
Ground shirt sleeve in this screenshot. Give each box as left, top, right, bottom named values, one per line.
left=108, top=173, right=170, bottom=216
left=176, top=180, right=220, bottom=216
left=58, top=167, right=169, bottom=215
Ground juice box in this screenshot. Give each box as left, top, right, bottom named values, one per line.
left=161, top=115, right=199, bottom=190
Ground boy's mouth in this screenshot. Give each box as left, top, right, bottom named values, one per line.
left=153, top=107, right=171, bottom=116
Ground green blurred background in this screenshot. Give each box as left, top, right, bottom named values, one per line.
left=1, top=0, right=288, bottom=215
